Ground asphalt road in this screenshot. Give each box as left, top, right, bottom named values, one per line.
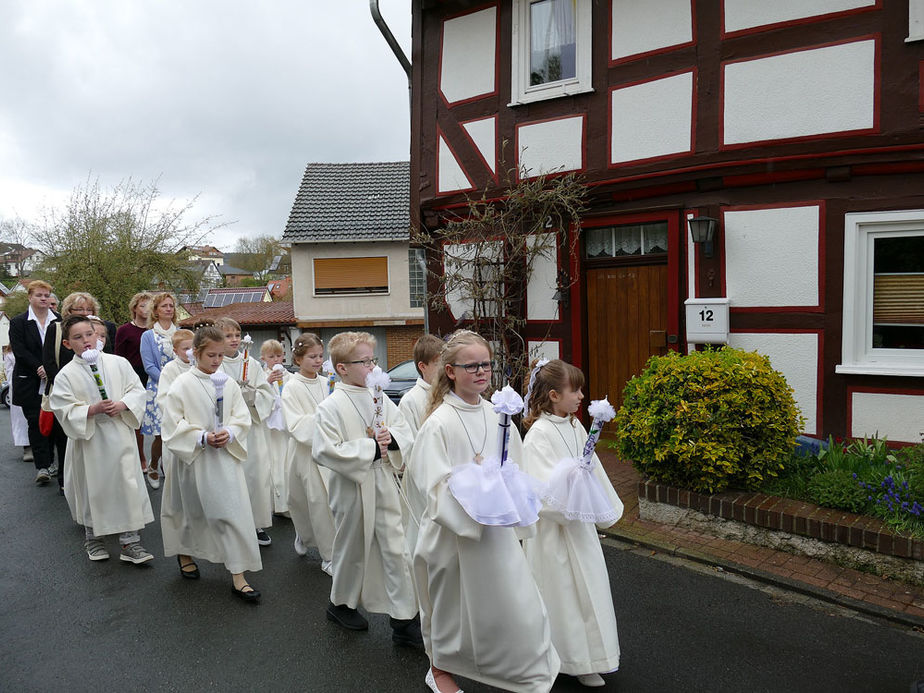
left=0, top=408, right=921, bottom=693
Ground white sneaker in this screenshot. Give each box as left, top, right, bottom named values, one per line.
left=84, top=538, right=110, bottom=561
left=577, top=673, right=606, bottom=687
left=48, top=462, right=58, bottom=476
left=293, top=535, right=308, bottom=556
left=120, top=542, right=154, bottom=564
left=321, top=559, right=333, bottom=576
left=35, top=468, right=50, bottom=485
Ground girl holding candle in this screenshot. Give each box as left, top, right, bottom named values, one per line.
left=160, top=326, right=262, bottom=600
left=280, top=333, right=335, bottom=574
left=408, top=330, right=559, bottom=693
left=521, top=359, right=624, bottom=688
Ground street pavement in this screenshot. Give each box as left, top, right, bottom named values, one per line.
left=0, top=409, right=921, bottom=692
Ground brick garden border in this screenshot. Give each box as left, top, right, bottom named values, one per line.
left=638, top=479, right=924, bottom=562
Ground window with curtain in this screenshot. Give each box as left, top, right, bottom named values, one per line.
left=529, top=0, right=576, bottom=86
left=313, top=256, right=388, bottom=295
left=583, top=221, right=669, bottom=259
left=872, top=236, right=924, bottom=350
left=408, top=248, right=425, bottom=308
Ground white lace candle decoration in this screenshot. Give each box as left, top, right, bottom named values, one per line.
left=272, top=363, right=285, bottom=395
left=322, top=358, right=336, bottom=394
left=365, top=365, right=392, bottom=462
left=209, top=371, right=229, bottom=431
left=80, top=349, right=108, bottom=400
left=241, top=334, right=253, bottom=382
left=582, top=397, right=616, bottom=468
left=491, top=384, right=524, bottom=466
left=186, top=348, right=195, bottom=367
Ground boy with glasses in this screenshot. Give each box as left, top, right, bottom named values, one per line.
left=312, top=331, right=422, bottom=648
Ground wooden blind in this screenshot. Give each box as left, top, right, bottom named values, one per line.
left=873, top=273, right=924, bottom=325
left=314, top=256, right=388, bottom=292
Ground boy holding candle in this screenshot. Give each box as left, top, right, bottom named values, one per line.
left=312, top=331, right=421, bottom=646
left=49, top=314, right=154, bottom=564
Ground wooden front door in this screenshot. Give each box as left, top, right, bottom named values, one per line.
left=586, top=264, right=669, bottom=428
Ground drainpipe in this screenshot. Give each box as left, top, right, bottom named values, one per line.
left=370, top=1, right=430, bottom=335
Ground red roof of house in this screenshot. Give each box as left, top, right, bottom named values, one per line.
left=178, top=301, right=295, bottom=328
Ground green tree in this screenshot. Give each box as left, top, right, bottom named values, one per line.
left=232, top=234, right=287, bottom=281
left=33, top=176, right=225, bottom=321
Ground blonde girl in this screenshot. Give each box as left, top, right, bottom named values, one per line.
left=521, top=359, right=623, bottom=687
left=261, top=339, right=292, bottom=516
left=160, top=326, right=262, bottom=601
left=139, top=291, right=178, bottom=489
left=408, top=330, right=559, bottom=693
left=281, top=333, right=335, bottom=574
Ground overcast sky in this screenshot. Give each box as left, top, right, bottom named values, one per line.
left=0, top=1, right=412, bottom=250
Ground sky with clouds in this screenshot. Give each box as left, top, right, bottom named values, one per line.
left=0, top=1, right=412, bottom=250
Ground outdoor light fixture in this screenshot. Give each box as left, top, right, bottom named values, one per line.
left=688, top=216, right=718, bottom=259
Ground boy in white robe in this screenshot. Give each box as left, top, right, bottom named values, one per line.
left=522, top=359, right=623, bottom=688
left=312, top=331, right=421, bottom=647
left=216, top=318, right=276, bottom=548
left=261, top=339, right=292, bottom=516
left=161, top=325, right=262, bottom=600
left=49, top=315, right=154, bottom=565
left=281, top=333, right=335, bottom=574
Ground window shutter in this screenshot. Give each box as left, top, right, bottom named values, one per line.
left=314, top=257, right=388, bottom=293
left=873, top=274, right=924, bottom=325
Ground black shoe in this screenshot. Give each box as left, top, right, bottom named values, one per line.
left=256, top=529, right=272, bottom=546
left=231, top=583, right=260, bottom=602
left=177, top=556, right=200, bottom=580
left=326, top=602, right=368, bottom=631
left=390, top=614, right=424, bottom=648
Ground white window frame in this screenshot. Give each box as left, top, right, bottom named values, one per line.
left=509, top=0, right=593, bottom=106
left=838, top=210, right=924, bottom=377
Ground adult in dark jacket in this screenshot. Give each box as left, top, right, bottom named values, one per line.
left=10, top=280, right=62, bottom=485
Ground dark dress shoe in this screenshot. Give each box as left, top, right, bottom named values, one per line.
left=231, top=583, right=261, bottom=602
left=177, top=556, right=200, bottom=579
left=326, top=602, right=368, bottom=630
left=390, top=614, right=424, bottom=648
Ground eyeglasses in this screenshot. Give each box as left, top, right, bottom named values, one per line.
left=451, top=361, right=494, bottom=374
left=347, top=358, right=379, bottom=367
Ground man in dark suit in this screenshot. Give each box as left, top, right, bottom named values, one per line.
left=10, top=280, right=62, bottom=485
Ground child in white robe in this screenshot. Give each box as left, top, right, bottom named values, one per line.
left=49, top=315, right=154, bottom=565
left=408, top=330, right=560, bottom=693
left=261, top=339, right=292, bottom=516
left=522, top=359, right=623, bottom=688
left=215, top=317, right=276, bottom=548
left=161, top=326, right=262, bottom=600
left=312, top=331, right=421, bottom=647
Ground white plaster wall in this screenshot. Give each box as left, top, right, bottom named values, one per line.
left=440, top=6, right=496, bottom=103
left=528, top=340, right=560, bottom=362
left=851, top=392, right=924, bottom=443
left=724, top=205, right=819, bottom=307
left=526, top=233, right=559, bottom=321
left=290, top=241, right=424, bottom=323
left=724, top=0, right=875, bottom=33
left=438, top=135, right=472, bottom=193
left=611, top=0, right=692, bottom=61
left=611, top=71, right=693, bottom=164
left=727, top=331, right=819, bottom=433
left=462, top=117, right=497, bottom=175
left=517, top=116, right=584, bottom=177
left=723, top=39, right=876, bottom=145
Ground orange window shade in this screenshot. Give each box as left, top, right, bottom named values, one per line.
left=314, top=257, right=388, bottom=292
left=873, top=274, right=924, bottom=325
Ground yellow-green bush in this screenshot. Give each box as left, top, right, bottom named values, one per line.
left=613, top=347, right=804, bottom=493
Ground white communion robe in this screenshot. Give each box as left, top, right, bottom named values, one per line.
left=408, top=394, right=560, bottom=693
left=281, top=372, right=335, bottom=563
left=398, top=377, right=432, bottom=555
left=312, top=381, right=417, bottom=618
left=155, top=358, right=192, bottom=475
left=221, top=353, right=276, bottom=530
left=522, top=413, right=623, bottom=676
left=49, top=353, right=153, bottom=537
left=160, top=368, right=261, bottom=574
left=264, top=366, right=293, bottom=514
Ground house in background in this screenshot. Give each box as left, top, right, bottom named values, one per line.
left=217, top=264, right=255, bottom=287
left=178, top=245, right=224, bottom=266
left=178, top=300, right=299, bottom=363
left=0, top=243, right=40, bottom=277
left=282, top=162, right=424, bottom=368
left=411, top=1, right=924, bottom=443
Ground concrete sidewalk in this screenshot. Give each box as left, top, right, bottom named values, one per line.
left=598, top=450, right=924, bottom=629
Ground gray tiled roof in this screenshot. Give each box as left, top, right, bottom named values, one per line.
left=283, top=162, right=409, bottom=243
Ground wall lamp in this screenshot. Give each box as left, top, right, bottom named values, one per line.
left=688, top=216, right=718, bottom=259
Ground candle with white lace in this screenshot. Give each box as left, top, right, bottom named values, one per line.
left=240, top=334, right=253, bottom=381
left=209, top=371, right=229, bottom=431
left=80, top=348, right=108, bottom=400
left=365, top=365, right=391, bottom=462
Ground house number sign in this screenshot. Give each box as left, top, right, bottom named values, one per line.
left=684, top=297, right=730, bottom=344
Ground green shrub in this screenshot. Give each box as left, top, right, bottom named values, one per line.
left=613, top=347, right=804, bottom=493
left=805, top=469, right=869, bottom=513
